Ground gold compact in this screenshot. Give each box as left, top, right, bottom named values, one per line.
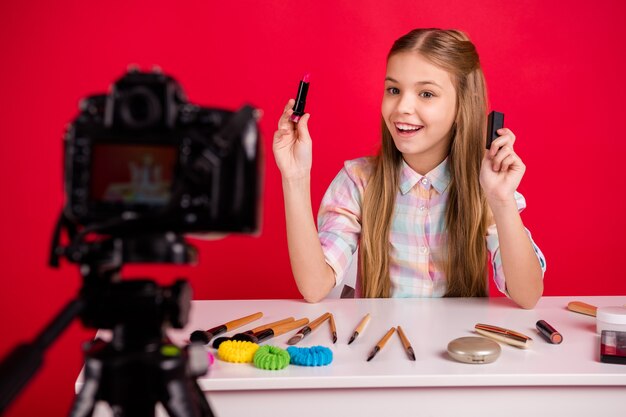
left=447, top=336, right=501, bottom=364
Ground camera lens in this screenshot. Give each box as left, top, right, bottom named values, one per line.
left=119, top=86, right=162, bottom=128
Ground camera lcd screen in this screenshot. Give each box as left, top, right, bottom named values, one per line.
left=90, top=143, right=177, bottom=206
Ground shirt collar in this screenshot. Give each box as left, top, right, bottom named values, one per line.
left=399, top=157, right=451, bottom=195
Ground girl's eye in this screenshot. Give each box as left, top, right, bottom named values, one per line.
left=386, top=87, right=400, bottom=95
left=420, top=91, right=434, bottom=99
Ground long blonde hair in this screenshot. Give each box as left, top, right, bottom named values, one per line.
left=360, top=28, right=490, bottom=298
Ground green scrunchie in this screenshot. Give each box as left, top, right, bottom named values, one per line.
left=253, top=345, right=290, bottom=370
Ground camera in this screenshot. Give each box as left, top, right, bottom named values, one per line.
left=0, top=68, right=262, bottom=416
left=64, top=67, right=261, bottom=234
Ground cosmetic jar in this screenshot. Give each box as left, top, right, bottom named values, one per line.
left=447, top=336, right=501, bottom=364
left=596, top=306, right=626, bottom=334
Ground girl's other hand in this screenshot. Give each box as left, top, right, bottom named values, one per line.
left=272, top=99, right=313, bottom=181
left=479, top=128, right=525, bottom=205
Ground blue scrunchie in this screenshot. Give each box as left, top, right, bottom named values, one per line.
left=286, top=346, right=333, bottom=366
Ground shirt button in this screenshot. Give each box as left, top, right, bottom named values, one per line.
left=421, top=178, right=429, bottom=185
left=419, top=246, right=428, bottom=254
left=419, top=205, right=426, bottom=211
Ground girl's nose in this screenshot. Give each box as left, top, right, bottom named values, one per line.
left=395, top=93, right=415, bottom=115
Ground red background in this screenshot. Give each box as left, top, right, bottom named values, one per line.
left=1, top=0, right=625, bottom=415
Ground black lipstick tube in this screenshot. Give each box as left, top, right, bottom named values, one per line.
left=290, top=76, right=310, bottom=123
left=536, top=320, right=563, bottom=344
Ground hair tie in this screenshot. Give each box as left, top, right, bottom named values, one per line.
left=217, top=340, right=259, bottom=363
left=286, top=346, right=333, bottom=366
left=253, top=345, right=290, bottom=370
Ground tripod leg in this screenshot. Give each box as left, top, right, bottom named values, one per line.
left=69, top=357, right=102, bottom=417
left=160, top=377, right=215, bottom=417
left=158, top=350, right=214, bottom=417
left=191, top=379, right=215, bottom=417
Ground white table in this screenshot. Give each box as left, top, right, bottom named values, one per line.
left=78, top=296, right=626, bottom=417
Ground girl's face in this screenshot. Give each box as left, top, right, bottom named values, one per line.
left=381, top=52, right=457, bottom=173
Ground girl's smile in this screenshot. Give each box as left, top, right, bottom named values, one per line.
left=394, top=122, right=424, bottom=137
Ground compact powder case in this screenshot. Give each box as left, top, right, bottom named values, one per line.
left=447, top=336, right=501, bottom=364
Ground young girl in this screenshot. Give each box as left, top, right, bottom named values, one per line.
left=272, top=28, right=546, bottom=309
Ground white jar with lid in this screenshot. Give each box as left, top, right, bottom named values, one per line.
left=596, top=306, right=626, bottom=334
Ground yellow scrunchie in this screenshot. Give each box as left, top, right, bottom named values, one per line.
left=218, top=340, right=259, bottom=363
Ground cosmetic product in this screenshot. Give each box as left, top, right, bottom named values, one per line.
left=348, top=313, right=371, bottom=345
left=486, top=111, right=504, bottom=150
left=329, top=314, right=337, bottom=344
left=597, top=306, right=626, bottom=334
left=211, top=317, right=295, bottom=348
left=367, top=327, right=396, bottom=361
left=600, top=330, right=626, bottom=365
left=289, top=73, right=310, bottom=123
left=189, top=311, right=263, bottom=344
left=231, top=318, right=309, bottom=345
left=396, top=325, right=416, bottom=361
left=447, top=336, right=501, bottom=364
left=536, top=320, right=563, bottom=344
left=567, top=301, right=598, bottom=317
left=286, top=312, right=331, bottom=345
left=474, top=323, right=533, bottom=349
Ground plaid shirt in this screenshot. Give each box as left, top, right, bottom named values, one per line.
left=317, top=157, right=546, bottom=297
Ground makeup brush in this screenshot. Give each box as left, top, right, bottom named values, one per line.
left=286, top=312, right=331, bottom=345
left=397, top=326, right=416, bottom=361
left=348, top=313, right=371, bottom=345
left=220, top=318, right=309, bottom=347
left=367, top=327, right=396, bottom=361
left=211, top=317, right=294, bottom=349
left=329, top=314, right=337, bottom=344
left=189, top=312, right=263, bottom=344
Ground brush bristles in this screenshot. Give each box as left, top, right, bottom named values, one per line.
left=286, top=334, right=303, bottom=345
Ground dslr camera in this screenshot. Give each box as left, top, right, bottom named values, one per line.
left=64, top=67, right=261, bottom=234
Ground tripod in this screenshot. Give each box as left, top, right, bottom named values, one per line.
left=0, top=231, right=214, bottom=417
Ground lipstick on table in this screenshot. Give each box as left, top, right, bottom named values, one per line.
left=474, top=323, right=533, bottom=349
left=289, top=73, right=310, bottom=123
left=397, top=325, right=416, bottom=361
left=367, top=327, right=396, bottom=362
left=348, top=313, right=371, bottom=345
left=536, top=320, right=563, bottom=344
left=286, top=312, right=331, bottom=345
left=189, top=311, right=263, bottom=344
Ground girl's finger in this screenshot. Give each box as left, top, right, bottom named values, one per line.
left=499, top=153, right=516, bottom=172
left=492, top=146, right=514, bottom=171
left=489, top=134, right=515, bottom=158
left=278, top=99, right=296, bottom=130
left=295, top=113, right=311, bottom=142
left=497, top=128, right=516, bottom=142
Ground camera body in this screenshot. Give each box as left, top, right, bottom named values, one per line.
left=64, top=69, right=261, bottom=234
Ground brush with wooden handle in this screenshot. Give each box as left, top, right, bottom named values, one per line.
left=190, top=311, right=263, bottom=344
left=367, top=327, right=396, bottom=361
left=286, top=312, right=331, bottom=345
left=229, top=318, right=310, bottom=345
left=211, top=317, right=295, bottom=348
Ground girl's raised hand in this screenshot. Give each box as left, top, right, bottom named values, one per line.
left=479, top=128, right=526, bottom=204
left=272, top=99, right=313, bottom=180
